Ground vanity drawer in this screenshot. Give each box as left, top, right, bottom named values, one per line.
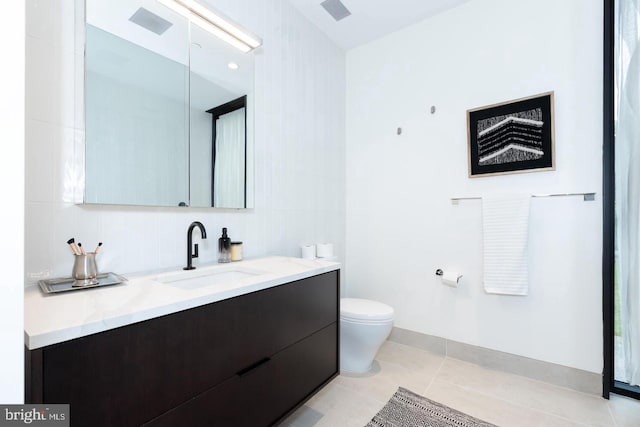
left=144, top=322, right=338, bottom=427
left=238, top=270, right=338, bottom=360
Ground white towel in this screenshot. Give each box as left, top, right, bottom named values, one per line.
left=482, top=194, right=531, bottom=295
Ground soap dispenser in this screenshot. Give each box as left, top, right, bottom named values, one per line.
left=218, top=227, right=231, bottom=263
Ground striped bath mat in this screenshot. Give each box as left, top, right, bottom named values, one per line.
left=366, top=387, right=497, bottom=427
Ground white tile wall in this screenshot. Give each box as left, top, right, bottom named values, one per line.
left=25, top=0, right=346, bottom=285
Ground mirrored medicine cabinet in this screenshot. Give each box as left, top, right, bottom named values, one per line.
left=84, top=0, right=256, bottom=208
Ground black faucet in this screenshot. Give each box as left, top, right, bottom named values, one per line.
left=184, top=221, right=207, bottom=270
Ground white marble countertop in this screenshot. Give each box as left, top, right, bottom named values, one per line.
left=24, top=256, right=341, bottom=350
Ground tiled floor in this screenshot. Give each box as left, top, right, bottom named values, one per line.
left=280, top=341, right=640, bottom=427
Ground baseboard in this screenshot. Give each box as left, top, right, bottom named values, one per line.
left=388, top=327, right=601, bottom=395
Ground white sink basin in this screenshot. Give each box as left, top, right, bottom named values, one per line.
left=154, top=266, right=265, bottom=290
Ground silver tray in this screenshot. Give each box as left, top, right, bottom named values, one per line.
left=38, top=272, right=128, bottom=294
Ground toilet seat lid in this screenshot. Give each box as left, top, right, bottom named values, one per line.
left=341, top=298, right=394, bottom=321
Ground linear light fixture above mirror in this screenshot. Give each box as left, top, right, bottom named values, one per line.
left=157, top=0, right=261, bottom=53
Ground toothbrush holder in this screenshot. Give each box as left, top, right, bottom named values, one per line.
left=72, top=253, right=99, bottom=287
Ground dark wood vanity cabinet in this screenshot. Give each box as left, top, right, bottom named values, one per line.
left=25, top=271, right=340, bottom=427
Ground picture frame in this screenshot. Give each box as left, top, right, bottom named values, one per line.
left=467, top=92, right=555, bottom=177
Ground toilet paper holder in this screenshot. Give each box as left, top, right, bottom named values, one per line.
left=435, top=269, right=463, bottom=286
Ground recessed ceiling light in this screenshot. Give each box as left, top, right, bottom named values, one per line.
left=228, top=62, right=239, bottom=70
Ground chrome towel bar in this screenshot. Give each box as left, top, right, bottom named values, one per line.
left=451, top=192, right=596, bottom=204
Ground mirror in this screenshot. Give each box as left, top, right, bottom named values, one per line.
left=189, top=23, right=254, bottom=208
left=84, top=0, right=255, bottom=208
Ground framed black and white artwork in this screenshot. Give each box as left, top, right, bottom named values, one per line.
left=467, top=92, right=555, bottom=177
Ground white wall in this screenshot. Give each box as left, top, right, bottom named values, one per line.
left=0, top=0, right=25, bottom=402
left=25, top=0, right=345, bottom=283
left=346, top=0, right=603, bottom=373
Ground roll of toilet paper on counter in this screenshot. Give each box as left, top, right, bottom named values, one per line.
left=441, top=271, right=463, bottom=287
left=301, top=244, right=316, bottom=259
left=315, top=243, right=334, bottom=258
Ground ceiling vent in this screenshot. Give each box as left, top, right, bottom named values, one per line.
left=129, top=7, right=173, bottom=35
left=320, top=0, right=352, bottom=22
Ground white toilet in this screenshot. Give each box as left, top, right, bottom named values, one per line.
left=340, top=298, right=394, bottom=374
